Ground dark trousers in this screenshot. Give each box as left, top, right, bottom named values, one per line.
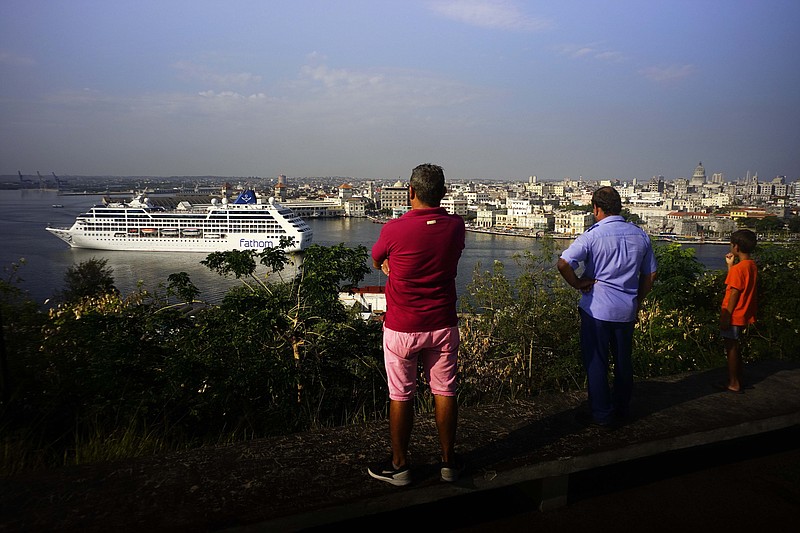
left=579, top=309, right=635, bottom=423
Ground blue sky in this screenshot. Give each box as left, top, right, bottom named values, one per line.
left=2, top=0, right=799, bottom=182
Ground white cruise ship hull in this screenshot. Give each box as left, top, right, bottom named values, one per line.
left=46, top=191, right=313, bottom=253
left=46, top=228, right=312, bottom=253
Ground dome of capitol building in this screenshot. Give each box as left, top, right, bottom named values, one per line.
left=691, top=161, right=706, bottom=184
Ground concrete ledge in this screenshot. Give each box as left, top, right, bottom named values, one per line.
left=244, top=360, right=800, bottom=531
left=3, top=360, right=799, bottom=532
left=257, top=414, right=800, bottom=531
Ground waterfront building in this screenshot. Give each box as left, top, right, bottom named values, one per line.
left=343, top=198, right=366, bottom=217
left=283, top=199, right=344, bottom=218
left=476, top=208, right=498, bottom=228
left=492, top=211, right=554, bottom=231
left=509, top=197, right=534, bottom=216
left=493, top=212, right=513, bottom=228
left=554, top=211, right=593, bottom=235
left=380, top=180, right=409, bottom=211
left=338, top=183, right=353, bottom=203
left=517, top=213, right=555, bottom=231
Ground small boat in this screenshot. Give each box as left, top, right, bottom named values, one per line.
left=204, top=233, right=221, bottom=239
left=52, top=204, right=64, bottom=208
left=161, top=228, right=179, bottom=236
left=128, top=228, right=139, bottom=234
left=141, top=228, right=157, bottom=235
left=182, top=228, right=201, bottom=236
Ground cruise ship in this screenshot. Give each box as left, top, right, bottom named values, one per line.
left=46, top=190, right=313, bottom=253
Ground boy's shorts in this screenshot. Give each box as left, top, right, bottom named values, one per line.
left=721, top=325, right=743, bottom=340
left=382, top=325, right=459, bottom=401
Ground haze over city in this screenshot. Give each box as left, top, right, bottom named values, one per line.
left=2, top=0, right=799, bottom=182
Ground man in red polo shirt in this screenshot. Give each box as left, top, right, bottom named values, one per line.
left=368, top=163, right=466, bottom=486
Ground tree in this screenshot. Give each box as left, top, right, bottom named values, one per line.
left=61, top=258, right=117, bottom=302
left=297, top=244, right=371, bottom=316
left=201, top=236, right=295, bottom=293
left=0, top=259, right=44, bottom=405
left=166, top=272, right=200, bottom=303
left=746, top=243, right=800, bottom=359
left=198, top=242, right=373, bottom=408
left=648, top=242, right=706, bottom=310
left=754, top=217, right=784, bottom=233
left=458, top=236, right=584, bottom=401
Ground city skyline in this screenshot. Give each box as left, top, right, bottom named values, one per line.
left=2, top=1, right=799, bottom=182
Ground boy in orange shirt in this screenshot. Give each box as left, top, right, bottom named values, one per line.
left=718, top=229, right=758, bottom=394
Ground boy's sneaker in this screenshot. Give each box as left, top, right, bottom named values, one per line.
left=367, top=458, right=411, bottom=486
left=440, top=454, right=464, bottom=482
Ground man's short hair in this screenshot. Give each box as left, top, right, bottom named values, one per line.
left=410, top=164, right=446, bottom=207
left=731, top=229, right=757, bottom=253
left=592, top=186, right=622, bottom=215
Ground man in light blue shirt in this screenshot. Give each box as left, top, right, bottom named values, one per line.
left=557, top=186, right=658, bottom=427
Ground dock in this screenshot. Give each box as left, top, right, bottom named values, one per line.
left=2, top=360, right=799, bottom=531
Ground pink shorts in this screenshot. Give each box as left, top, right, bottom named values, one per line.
left=383, top=325, right=460, bottom=401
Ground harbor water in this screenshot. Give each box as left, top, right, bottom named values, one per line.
left=0, top=190, right=729, bottom=306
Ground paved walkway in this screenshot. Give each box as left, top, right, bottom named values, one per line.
left=2, top=360, right=799, bottom=532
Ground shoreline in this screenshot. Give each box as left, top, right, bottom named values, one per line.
left=463, top=226, right=798, bottom=246
left=464, top=226, right=732, bottom=244
left=371, top=215, right=792, bottom=246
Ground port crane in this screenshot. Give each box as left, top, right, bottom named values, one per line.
left=52, top=172, right=65, bottom=191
